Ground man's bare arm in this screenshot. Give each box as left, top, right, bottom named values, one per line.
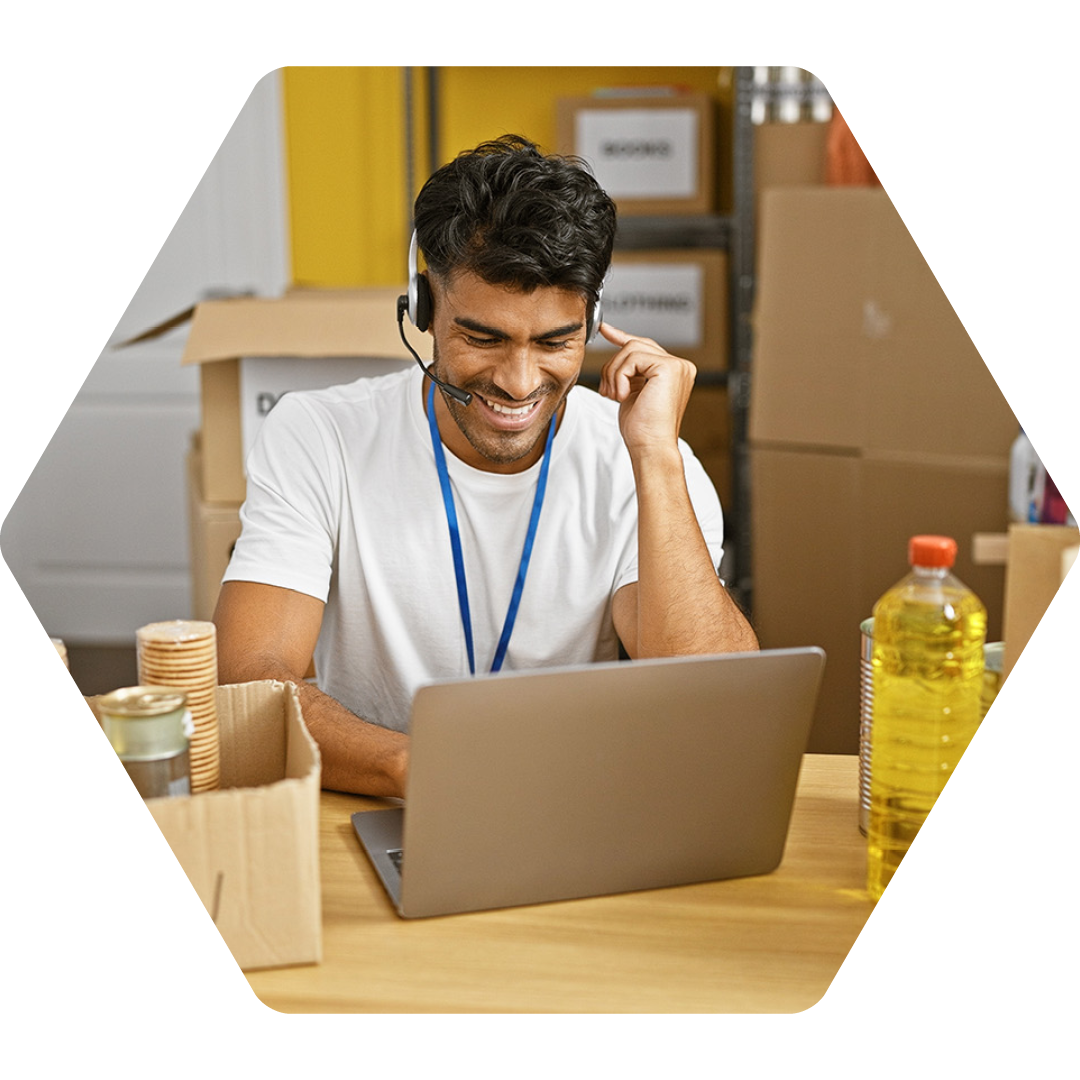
left=599, top=323, right=758, bottom=659
left=214, top=580, right=409, bottom=798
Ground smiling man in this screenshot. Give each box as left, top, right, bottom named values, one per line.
left=214, top=135, right=758, bottom=798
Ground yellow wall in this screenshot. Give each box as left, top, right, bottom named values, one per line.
left=282, top=66, right=732, bottom=288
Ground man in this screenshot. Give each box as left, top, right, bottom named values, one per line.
left=215, top=134, right=757, bottom=799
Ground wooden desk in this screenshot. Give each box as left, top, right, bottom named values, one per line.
left=245, top=754, right=873, bottom=1013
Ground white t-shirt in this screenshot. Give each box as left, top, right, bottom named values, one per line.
left=223, top=366, right=725, bottom=732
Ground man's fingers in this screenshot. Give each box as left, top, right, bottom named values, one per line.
left=597, top=321, right=663, bottom=352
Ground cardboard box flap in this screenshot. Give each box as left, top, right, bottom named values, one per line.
left=114, top=288, right=256, bottom=348
left=148, top=769, right=320, bottom=968
left=213, top=679, right=320, bottom=790
left=118, top=304, right=198, bottom=347
left=181, top=288, right=411, bottom=366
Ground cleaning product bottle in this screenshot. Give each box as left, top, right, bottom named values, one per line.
left=866, top=535, right=987, bottom=901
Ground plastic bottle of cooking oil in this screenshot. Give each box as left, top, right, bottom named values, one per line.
left=866, top=535, right=987, bottom=901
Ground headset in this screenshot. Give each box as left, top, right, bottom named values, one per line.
left=396, top=230, right=605, bottom=407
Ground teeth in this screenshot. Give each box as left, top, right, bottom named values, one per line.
left=483, top=397, right=535, bottom=417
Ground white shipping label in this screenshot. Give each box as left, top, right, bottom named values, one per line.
left=239, top=356, right=409, bottom=463
left=575, top=108, right=698, bottom=198
left=594, top=264, right=705, bottom=349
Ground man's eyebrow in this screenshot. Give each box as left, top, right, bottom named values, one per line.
left=453, top=316, right=584, bottom=341
left=536, top=322, right=584, bottom=341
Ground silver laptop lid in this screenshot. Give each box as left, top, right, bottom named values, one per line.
left=384, top=647, right=825, bottom=918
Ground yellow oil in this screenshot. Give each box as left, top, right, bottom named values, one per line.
left=866, top=568, right=986, bottom=901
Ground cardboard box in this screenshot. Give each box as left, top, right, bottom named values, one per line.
left=584, top=249, right=727, bottom=373
left=1001, top=523, right=1080, bottom=678
left=751, top=187, right=1080, bottom=751
left=751, top=446, right=1009, bottom=753
left=140, top=678, right=315, bottom=976
left=186, top=436, right=317, bottom=680
left=181, top=289, right=412, bottom=504
left=754, top=121, right=829, bottom=200
left=186, top=438, right=242, bottom=621
left=756, top=187, right=1080, bottom=457
left=556, top=93, right=717, bottom=215
left=680, top=385, right=732, bottom=512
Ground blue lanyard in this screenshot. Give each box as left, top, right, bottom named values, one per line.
left=427, top=380, right=557, bottom=674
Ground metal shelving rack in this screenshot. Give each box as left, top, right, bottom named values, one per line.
left=612, top=67, right=757, bottom=614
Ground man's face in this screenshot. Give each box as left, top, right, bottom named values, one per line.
left=427, top=270, right=589, bottom=474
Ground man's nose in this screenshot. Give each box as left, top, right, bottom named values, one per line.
left=492, top=346, right=544, bottom=401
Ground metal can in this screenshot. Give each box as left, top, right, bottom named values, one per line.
left=858, top=617, right=874, bottom=836
left=98, top=686, right=192, bottom=800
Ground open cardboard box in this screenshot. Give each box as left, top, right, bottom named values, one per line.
left=181, top=288, right=413, bottom=504
left=123, top=287, right=414, bottom=504
left=90, top=680, right=322, bottom=972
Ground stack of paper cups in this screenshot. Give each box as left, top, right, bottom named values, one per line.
left=136, top=620, right=220, bottom=793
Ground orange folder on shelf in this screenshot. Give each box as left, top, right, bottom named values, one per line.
left=829, top=103, right=1080, bottom=187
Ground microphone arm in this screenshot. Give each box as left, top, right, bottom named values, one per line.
left=396, top=296, right=473, bottom=406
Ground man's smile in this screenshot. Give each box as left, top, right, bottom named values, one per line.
left=480, top=396, right=537, bottom=417
left=475, top=393, right=545, bottom=426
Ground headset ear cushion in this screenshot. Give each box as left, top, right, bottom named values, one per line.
left=414, top=274, right=433, bottom=332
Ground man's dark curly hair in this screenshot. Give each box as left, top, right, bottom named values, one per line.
left=413, top=134, right=617, bottom=307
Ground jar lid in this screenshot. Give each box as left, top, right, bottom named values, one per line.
left=97, top=686, right=187, bottom=718
left=909, top=535, right=957, bottom=568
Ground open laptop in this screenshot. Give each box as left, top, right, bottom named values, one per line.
left=352, top=647, right=825, bottom=918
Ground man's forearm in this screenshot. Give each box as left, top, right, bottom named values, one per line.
left=215, top=581, right=409, bottom=797
left=630, top=446, right=758, bottom=657
left=292, top=679, right=409, bottom=799
left=218, top=648, right=408, bottom=799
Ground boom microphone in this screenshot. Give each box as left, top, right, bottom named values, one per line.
left=396, top=295, right=473, bottom=406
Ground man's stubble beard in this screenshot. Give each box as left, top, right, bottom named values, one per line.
left=430, top=341, right=566, bottom=468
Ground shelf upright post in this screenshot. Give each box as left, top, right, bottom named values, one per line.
left=727, top=65, right=757, bottom=616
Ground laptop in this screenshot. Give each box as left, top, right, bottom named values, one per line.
left=352, top=647, right=825, bottom=918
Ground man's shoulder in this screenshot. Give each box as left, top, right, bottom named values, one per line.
left=267, top=366, right=415, bottom=431
left=288, top=365, right=414, bottom=411
left=567, top=383, right=621, bottom=434
left=561, top=384, right=634, bottom=482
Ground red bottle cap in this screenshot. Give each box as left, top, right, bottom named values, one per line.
left=909, top=535, right=957, bottom=568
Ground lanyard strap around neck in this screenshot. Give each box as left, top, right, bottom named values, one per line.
left=426, top=380, right=556, bottom=675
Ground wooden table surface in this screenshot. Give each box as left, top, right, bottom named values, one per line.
left=245, top=753, right=874, bottom=1014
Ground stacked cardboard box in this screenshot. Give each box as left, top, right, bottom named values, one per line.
left=583, top=248, right=728, bottom=374
left=750, top=187, right=1018, bottom=753
left=556, top=92, right=717, bottom=216
left=180, top=288, right=412, bottom=619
